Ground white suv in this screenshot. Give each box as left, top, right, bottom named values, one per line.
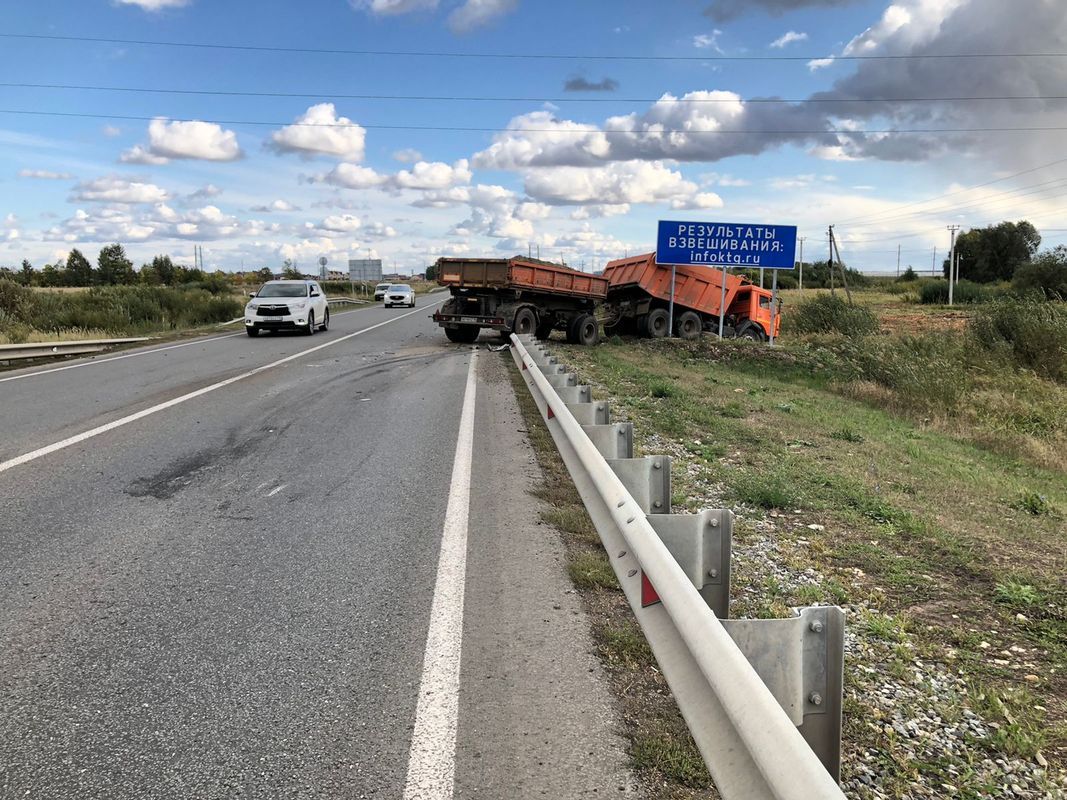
left=245, top=280, right=329, bottom=337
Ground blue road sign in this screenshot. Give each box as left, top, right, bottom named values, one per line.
left=656, top=220, right=798, bottom=269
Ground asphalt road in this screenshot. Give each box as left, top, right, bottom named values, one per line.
left=0, top=304, right=633, bottom=798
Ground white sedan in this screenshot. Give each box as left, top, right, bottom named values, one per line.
left=383, top=284, right=416, bottom=308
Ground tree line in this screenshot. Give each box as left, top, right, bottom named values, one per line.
left=0, top=244, right=277, bottom=291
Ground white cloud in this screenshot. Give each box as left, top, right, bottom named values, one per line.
left=522, top=161, right=714, bottom=208
left=701, top=172, right=751, bottom=187
left=770, top=30, right=808, bottom=48
left=516, top=202, right=552, bottom=220
left=251, top=199, right=300, bottom=213
left=319, top=164, right=389, bottom=190
left=18, top=169, right=74, bottom=180
left=121, top=118, right=242, bottom=163
left=72, top=177, right=168, bottom=204
left=807, top=57, right=835, bottom=71
left=113, top=0, right=189, bottom=10
left=693, top=31, right=724, bottom=52
left=317, top=214, right=363, bottom=233
left=392, top=159, right=472, bottom=190
left=269, top=104, right=367, bottom=160
left=188, top=184, right=222, bottom=200
left=447, top=0, right=518, bottom=32
left=102, top=125, right=122, bottom=138
left=670, top=192, right=725, bottom=210
left=472, top=111, right=611, bottom=169
left=393, top=148, right=423, bottom=163
left=349, top=0, right=437, bottom=15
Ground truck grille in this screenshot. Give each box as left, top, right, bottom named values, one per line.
left=257, top=305, right=289, bottom=316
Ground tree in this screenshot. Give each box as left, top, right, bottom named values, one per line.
left=424, top=263, right=437, bottom=281
left=281, top=258, right=301, bottom=280
left=97, top=243, right=136, bottom=285
left=149, top=254, right=176, bottom=285
left=256, top=267, right=273, bottom=283
left=65, top=248, right=93, bottom=287
left=946, top=221, right=1040, bottom=283
left=18, top=260, right=35, bottom=286
left=40, top=263, right=61, bottom=287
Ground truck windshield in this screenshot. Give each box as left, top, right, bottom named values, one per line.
left=258, top=284, right=308, bottom=298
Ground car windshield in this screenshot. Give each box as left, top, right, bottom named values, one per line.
left=389, top=285, right=411, bottom=291
left=375, top=284, right=390, bottom=290
left=257, top=284, right=308, bottom=298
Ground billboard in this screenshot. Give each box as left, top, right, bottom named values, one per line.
left=656, top=220, right=798, bottom=270
left=348, top=258, right=383, bottom=282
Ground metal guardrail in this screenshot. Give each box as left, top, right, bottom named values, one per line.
left=0, top=337, right=152, bottom=361
left=510, top=333, right=846, bottom=800
left=326, top=296, right=370, bottom=305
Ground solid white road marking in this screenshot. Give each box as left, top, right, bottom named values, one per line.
left=0, top=303, right=436, bottom=475
left=266, top=484, right=287, bottom=497
left=402, top=351, right=477, bottom=800
left=0, top=305, right=371, bottom=385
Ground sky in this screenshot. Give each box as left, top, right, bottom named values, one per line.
left=0, top=0, right=1065, bottom=275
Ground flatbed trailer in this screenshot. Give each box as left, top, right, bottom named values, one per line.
left=603, top=252, right=780, bottom=340
left=432, top=257, right=608, bottom=344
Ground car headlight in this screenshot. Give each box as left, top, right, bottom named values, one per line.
left=291, top=300, right=307, bottom=309
left=247, top=303, right=258, bottom=311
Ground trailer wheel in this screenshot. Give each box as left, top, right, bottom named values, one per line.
left=572, top=313, right=600, bottom=346
left=676, top=311, right=702, bottom=340
left=445, top=326, right=480, bottom=343
left=512, top=307, right=537, bottom=336
left=645, top=308, right=670, bottom=338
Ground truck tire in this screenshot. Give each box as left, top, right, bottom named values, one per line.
left=512, top=307, right=537, bottom=336
left=676, top=310, right=702, bottom=340
left=645, top=308, right=670, bottom=338
left=572, top=313, right=600, bottom=346
left=736, top=324, right=764, bottom=342
left=445, top=326, right=480, bottom=343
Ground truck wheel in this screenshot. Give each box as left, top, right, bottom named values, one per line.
left=736, top=324, right=764, bottom=342
left=676, top=310, right=702, bottom=340
left=572, top=314, right=599, bottom=346
left=535, top=318, right=554, bottom=340
left=512, top=307, right=537, bottom=336
left=645, top=308, right=670, bottom=338
left=445, top=326, right=480, bottom=343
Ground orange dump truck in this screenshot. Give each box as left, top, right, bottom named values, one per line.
left=603, top=252, right=781, bottom=341
left=432, top=256, right=608, bottom=344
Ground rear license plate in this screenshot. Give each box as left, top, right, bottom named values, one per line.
left=460, top=316, right=479, bottom=323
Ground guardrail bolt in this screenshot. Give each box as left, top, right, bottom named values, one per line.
left=808, top=692, right=823, bottom=706
left=616, top=500, right=625, bottom=508
left=809, top=620, right=824, bottom=633
left=708, top=518, right=719, bottom=528
left=653, top=461, right=662, bottom=470
left=708, top=569, right=719, bottom=578
left=653, top=500, right=663, bottom=509
left=626, top=516, right=635, bottom=524
left=618, top=429, right=626, bottom=435
left=618, top=551, right=627, bottom=558
left=627, top=569, right=638, bottom=578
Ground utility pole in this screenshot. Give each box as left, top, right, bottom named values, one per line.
left=759, top=266, right=764, bottom=289
left=931, top=246, right=937, bottom=277
left=829, top=227, right=853, bottom=305
left=896, top=244, right=901, bottom=277
left=798, top=236, right=805, bottom=292
left=947, top=225, right=960, bottom=305
left=828, top=227, right=835, bottom=295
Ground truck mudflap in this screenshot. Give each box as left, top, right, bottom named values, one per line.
left=432, top=311, right=507, bottom=330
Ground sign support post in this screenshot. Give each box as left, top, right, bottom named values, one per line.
left=718, top=266, right=727, bottom=340
left=668, top=264, right=677, bottom=338
left=769, top=269, right=779, bottom=347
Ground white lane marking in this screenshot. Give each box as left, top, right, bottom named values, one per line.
left=0, top=303, right=437, bottom=475
left=266, top=484, right=287, bottom=497
left=0, top=332, right=244, bottom=384
left=0, top=305, right=371, bottom=385
left=403, top=351, right=477, bottom=800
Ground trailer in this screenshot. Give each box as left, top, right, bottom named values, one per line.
left=603, top=252, right=780, bottom=341
left=432, top=257, right=609, bottom=344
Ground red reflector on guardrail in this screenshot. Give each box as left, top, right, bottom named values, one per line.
left=547, top=405, right=555, bottom=419
left=641, top=571, right=661, bottom=607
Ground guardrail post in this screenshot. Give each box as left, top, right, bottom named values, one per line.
left=555, top=385, right=592, bottom=404
left=582, top=423, right=634, bottom=460
left=721, top=606, right=844, bottom=779
left=568, top=401, right=610, bottom=426
left=647, top=509, right=732, bottom=618
left=546, top=372, right=578, bottom=388
left=606, top=456, right=671, bottom=514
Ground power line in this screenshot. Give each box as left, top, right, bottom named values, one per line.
left=0, top=107, right=1064, bottom=136
left=834, top=155, right=1067, bottom=226
left=2, top=32, right=1065, bottom=63
left=1, top=81, right=1064, bottom=106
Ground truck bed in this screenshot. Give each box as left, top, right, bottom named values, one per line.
left=436, top=257, right=608, bottom=300
left=604, top=252, right=751, bottom=317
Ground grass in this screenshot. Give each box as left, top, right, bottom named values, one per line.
left=556, top=328, right=1067, bottom=786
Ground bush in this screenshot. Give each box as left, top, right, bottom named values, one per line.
left=0, top=280, right=243, bottom=339
left=835, top=334, right=972, bottom=410
left=970, top=296, right=1067, bottom=382
left=897, top=267, right=919, bottom=282
left=1013, top=252, right=1067, bottom=300
left=919, top=279, right=999, bottom=305
left=782, top=294, right=880, bottom=337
